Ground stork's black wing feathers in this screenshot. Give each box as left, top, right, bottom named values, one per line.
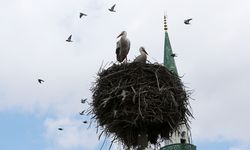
left=68, top=35, right=72, bottom=40
left=116, top=47, right=120, bottom=55
left=111, top=4, right=116, bottom=10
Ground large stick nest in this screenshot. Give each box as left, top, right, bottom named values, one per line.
left=91, top=62, right=193, bottom=148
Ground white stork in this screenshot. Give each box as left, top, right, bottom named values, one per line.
left=134, top=47, right=148, bottom=63
left=116, top=31, right=130, bottom=63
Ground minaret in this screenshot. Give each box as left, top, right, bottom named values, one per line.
left=160, top=16, right=196, bottom=150
left=163, top=15, right=178, bottom=74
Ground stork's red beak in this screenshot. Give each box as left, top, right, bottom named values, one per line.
left=142, top=48, right=148, bottom=55
left=117, top=32, right=123, bottom=38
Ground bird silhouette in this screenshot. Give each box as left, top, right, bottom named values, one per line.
left=116, top=31, right=130, bottom=62
left=79, top=110, right=84, bottom=115
left=108, top=4, right=116, bottom=12
left=58, top=128, right=63, bottom=131
left=66, top=35, right=73, bottom=42
left=83, top=121, right=87, bottom=124
left=38, top=79, right=44, bottom=84
left=134, top=47, right=148, bottom=63
left=171, top=53, right=177, bottom=57
left=80, top=12, right=87, bottom=18
left=81, top=98, right=87, bottom=104
left=184, top=18, right=192, bottom=25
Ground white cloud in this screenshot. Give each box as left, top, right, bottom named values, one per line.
left=1, top=0, right=250, bottom=149
left=44, top=117, right=100, bottom=150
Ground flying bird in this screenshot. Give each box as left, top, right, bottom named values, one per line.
left=81, top=98, right=87, bottom=104
left=134, top=47, right=148, bottom=63
left=83, top=121, right=87, bottom=124
left=108, top=4, right=116, bottom=12
left=171, top=53, right=177, bottom=57
left=184, top=18, right=192, bottom=25
left=38, top=79, right=44, bottom=84
left=116, top=31, right=130, bottom=63
left=66, top=35, right=73, bottom=42
left=58, top=128, right=63, bottom=131
left=80, top=12, right=87, bottom=18
left=79, top=110, right=84, bottom=115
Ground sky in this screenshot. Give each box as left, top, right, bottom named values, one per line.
left=0, top=0, right=250, bottom=150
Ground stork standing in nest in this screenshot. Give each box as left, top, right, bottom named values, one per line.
left=116, top=31, right=130, bottom=63
left=134, top=47, right=148, bottom=63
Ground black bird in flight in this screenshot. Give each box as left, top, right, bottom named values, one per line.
left=184, top=18, right=192, bottom=25
left=171, top=53, right=177, bottom=57
left=79, top=110, right=84, bottom=115
left=81, top=98, right=87, bottom=104
left=58, top=128, right=63, bottom=131
left=66, top=35, right=73, bottom=42
left=108, top=4, right=116, bottom=12
left=83, top=121, right=87, bottom=124
left=38, top=79, right=44, bottom=84
left=80, top=12, right=87, bottom=18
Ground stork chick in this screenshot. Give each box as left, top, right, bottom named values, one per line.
left=134, top=47, right=148, bottom=63
left=116, top=31, right=130, bottom=63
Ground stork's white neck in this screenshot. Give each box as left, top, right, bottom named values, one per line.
left=123, top=32, right=127, bottom=37
left=140, top=51, right=147, bottom=55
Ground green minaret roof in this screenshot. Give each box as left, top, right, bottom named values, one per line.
left=163, top=16, right=178, bottom=75
left=161, top=16, right=197, bottom=150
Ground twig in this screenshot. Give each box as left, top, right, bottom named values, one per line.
left=138, top=91, right=143, bottom=118
left=99, top=136, right=107, bottom=150
left=130, top=86, right=136, bottom=94
left=155, top=72, right=160, bottom=91
left=108, top=137, right=117, bottom=150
